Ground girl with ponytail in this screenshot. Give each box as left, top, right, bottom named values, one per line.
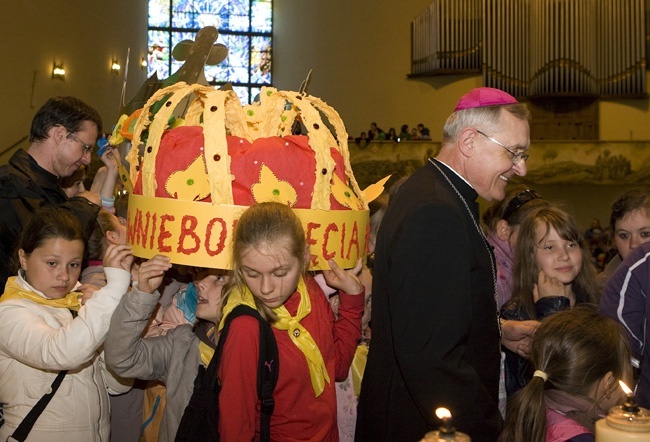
left=500, top=306, right=632, bottom=442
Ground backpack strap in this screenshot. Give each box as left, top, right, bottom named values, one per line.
left=177, top=305, right=280, bottom=442
left=8, top=370, right=68, bottom=442
left=215, top=305, right=279, bottom=442
left=8, top=308, right=79, bottom=440
left=257, top=310, right=278, bottom=442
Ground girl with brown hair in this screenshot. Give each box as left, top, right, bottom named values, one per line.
left=501, top=204, right=600, bottom=398
left=501, top=306, right=631, bottom=442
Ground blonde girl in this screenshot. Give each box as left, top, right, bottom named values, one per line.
left=218, top=201, right=365, bottom=441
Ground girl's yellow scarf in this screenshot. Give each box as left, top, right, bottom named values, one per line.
left=351, top=343, right=369, bottom=397
left=199, top=341, right=215, bottom=366
left=220, top=277, right=330, bottom=397
left=198, top=325, right=217, bottom=366
left=0, top=276, right=81, bottom=311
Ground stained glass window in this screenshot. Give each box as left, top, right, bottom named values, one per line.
left=147, top=0, right=273, bottom=103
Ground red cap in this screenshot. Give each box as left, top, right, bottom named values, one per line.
left=454, top=87, right=519, bottom=111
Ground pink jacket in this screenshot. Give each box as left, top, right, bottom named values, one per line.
left=546, top=409, right=591, bottom=442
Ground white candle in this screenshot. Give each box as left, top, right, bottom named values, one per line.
left=596, top=418, right=650, bottom=442
left=595, top=381, right=650, bottom=441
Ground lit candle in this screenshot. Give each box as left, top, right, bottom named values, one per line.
left=618, top=380, right=641, bottom=413
left=419, top=408, right=471, bottom=441
left=435, top=407, right=454, bottom=435
left=595, top=380, right=650, bottom=441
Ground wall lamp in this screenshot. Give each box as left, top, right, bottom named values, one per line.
left=52, top=62, right=65, bottom=80
left=141, top=57, right=148, bottom=69
left=111, top=59, right=121, bottom=75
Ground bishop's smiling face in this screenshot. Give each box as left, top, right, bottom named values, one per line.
left=468, top=110, right=530, bottom=202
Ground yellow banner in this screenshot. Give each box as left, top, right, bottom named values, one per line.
left=127, top=194, right=369, bottom=270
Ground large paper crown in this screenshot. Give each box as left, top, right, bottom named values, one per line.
left=125, top=82, right=372, bottom=270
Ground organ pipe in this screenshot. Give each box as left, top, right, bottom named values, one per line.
left=410, top=0, right=646, bottom=97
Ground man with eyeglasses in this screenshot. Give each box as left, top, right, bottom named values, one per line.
left=0, top=96, right=103, bottom=290
left=357, top=88, right=539, bottom=442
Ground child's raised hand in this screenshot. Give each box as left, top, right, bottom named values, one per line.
left=103, top=244, right=134, bottom=272
left=322, top=259, right=363, bottom=295
left=533, top=270, right=569, bottom=302
left=77, top=283, right=100, bottom=306
left=137, top=255, right=172, bottom=294
left=100, top=147, right=119, bottom=173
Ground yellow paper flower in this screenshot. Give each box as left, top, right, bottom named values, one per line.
left=252, top=164, right=297, bottom=206
left=109, top=114, right=128, bottom=146
left=331, top=173, right=363, bottom=210
left=165, top=155, right=211, bottom=201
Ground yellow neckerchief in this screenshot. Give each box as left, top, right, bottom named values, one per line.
left=0, top=275, right=81, bottom=311
left=198, top=324, right=218, bottom=366
left=351, top=343, right=369, bottom=397
left=219, top=277, right=330, bottom=397
left=199, top=341, right=215, bottom=366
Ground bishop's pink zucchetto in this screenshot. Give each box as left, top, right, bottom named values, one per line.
left=454, top=87, right=519, bottom=112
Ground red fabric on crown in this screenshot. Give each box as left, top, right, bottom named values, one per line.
left=133, top=126, right=205, bottom=198
left=133, top=125, right=350, bottom=210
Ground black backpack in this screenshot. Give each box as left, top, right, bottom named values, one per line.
left=175, top=304, right=279, bottom=442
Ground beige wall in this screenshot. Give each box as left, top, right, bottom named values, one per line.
left=0, top=0, right=148, bottom=163
left=273, top=0, right=650, bottom=142
left=600, top=99, right=650, bottom=141
left=503, top=184, right=633, bottom=233
left=273, top=0, right=485, bottom=141
left=273, top=0, right=650, bottom=229
left=0, top=0, right=647, bottom=228
left=3, top=1, right=649, bottom=150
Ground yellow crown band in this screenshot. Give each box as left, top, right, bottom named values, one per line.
left=127, top=194, right=369, bottom=270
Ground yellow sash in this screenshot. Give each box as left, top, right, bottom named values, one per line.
left=351, top=343, right=369, bottom=397
left=0, top=276, right=81, bottom=311
left=220, top=278, right=330, bottom=397
left=198, top=324, right=217, bottom=366
left=199, top=341, right=216, bottom=366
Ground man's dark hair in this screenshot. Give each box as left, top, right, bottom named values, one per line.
left=29, top=96, right=103, bottom=142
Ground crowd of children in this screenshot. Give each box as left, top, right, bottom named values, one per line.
left=2, top=88, right=650, bottom=442
left=354, top=122, right=432, bottom=144
left=3, top=161, right=650, bottom=442
left=480, top=185, right=650, bottom=441
left=6, top=144, right=650, bottom=439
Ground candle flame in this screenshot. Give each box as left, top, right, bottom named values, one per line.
left=619, top=380, right=633, bottom=395
left=435, top=407, right=452, bottom=420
